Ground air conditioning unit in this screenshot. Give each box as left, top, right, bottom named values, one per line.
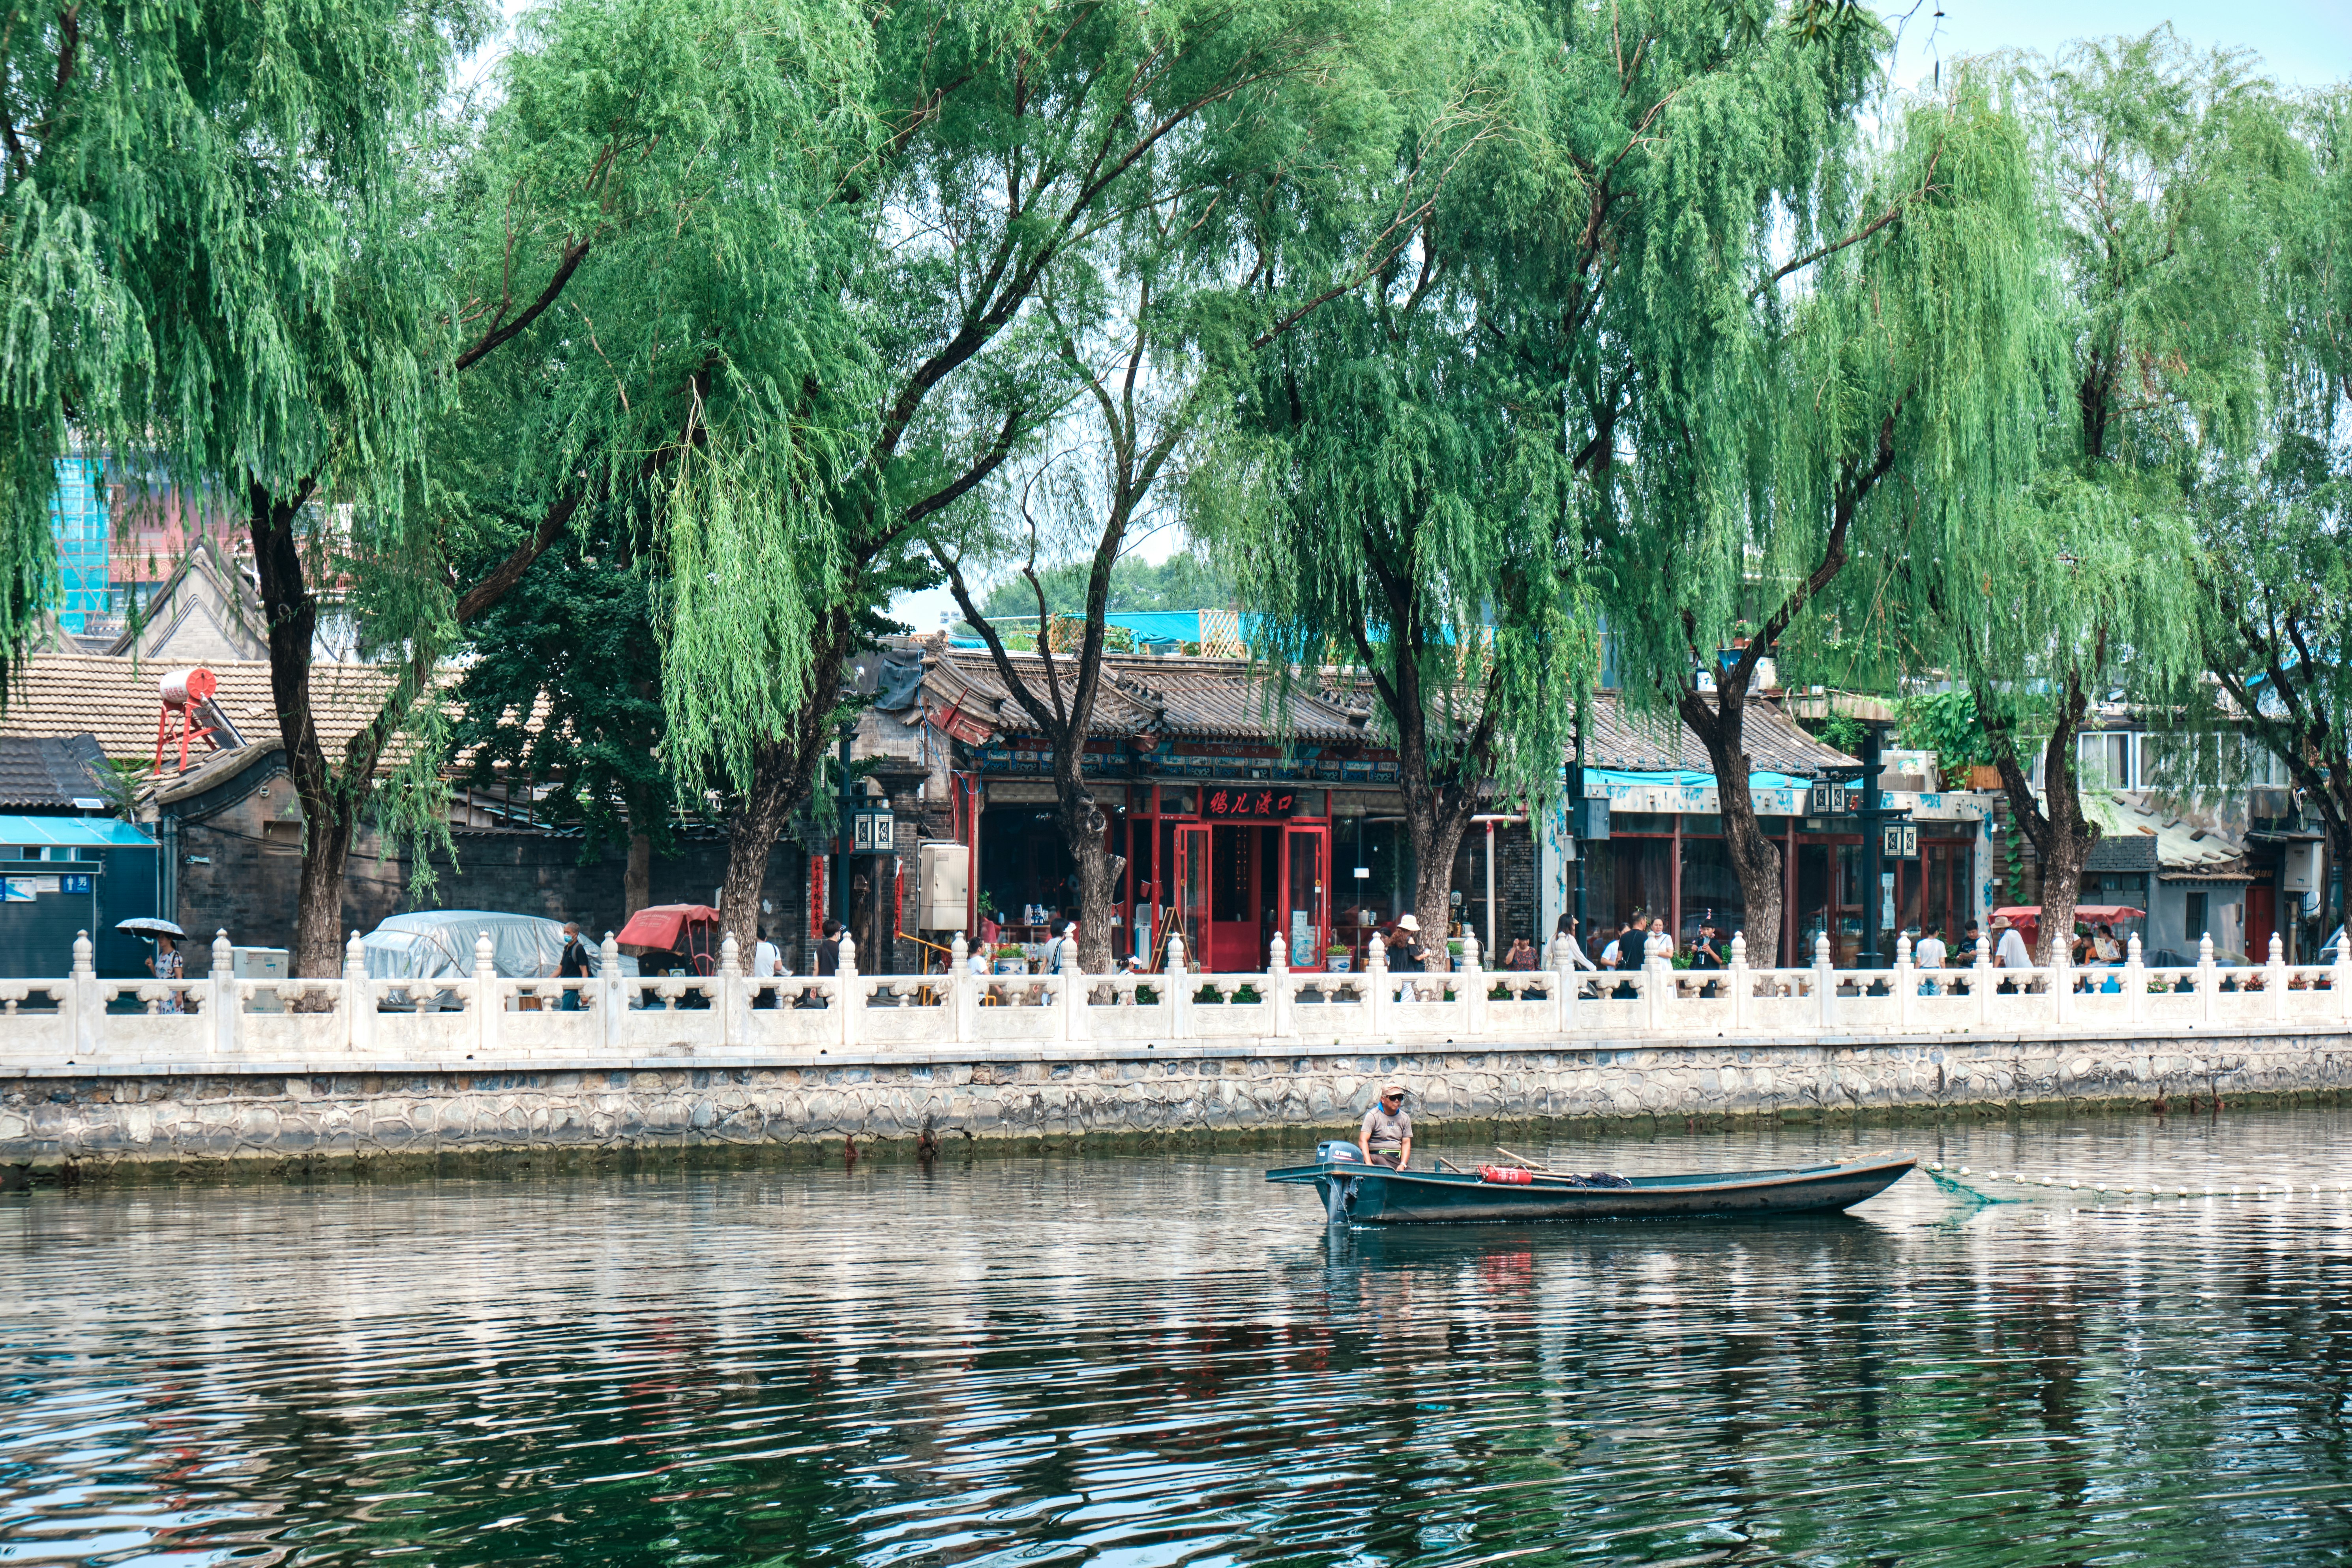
left=917, top=841, right=969, bottom=932
left=2284, top=841, right=2320, bottom=894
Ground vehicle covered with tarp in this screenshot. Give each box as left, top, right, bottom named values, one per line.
left=361, top=910, right=635, bottom=1010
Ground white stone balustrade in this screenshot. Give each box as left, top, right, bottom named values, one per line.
left=7, top=920, right=2350, bottom=1068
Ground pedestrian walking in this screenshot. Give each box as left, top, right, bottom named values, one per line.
left=557, top=921, right=590, bottom=1010
left=147, top=931, right=184, bottom=1015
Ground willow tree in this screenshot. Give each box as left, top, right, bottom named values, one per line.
left=1217, top=282, right=1588, bottom=944
left=193, top=0, right=879, bottom=977
left=1930, top=33, right=2287, bottom=961
left=919, top=0, right=1480, bottom=971
left=660, top=0, right=1439, bottom=957
left=2183, top=83, right=2347, bottom=948
left=1588, top=63, right=2045, bottom=969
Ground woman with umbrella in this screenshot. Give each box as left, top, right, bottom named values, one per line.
left=118, top=918, right=188, bottom=1013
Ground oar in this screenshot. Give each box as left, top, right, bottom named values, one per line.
left=1495, top=1145, right=1567, bottom=1176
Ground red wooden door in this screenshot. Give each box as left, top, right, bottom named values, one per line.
left=2247, top=885, right=2277, bottom=963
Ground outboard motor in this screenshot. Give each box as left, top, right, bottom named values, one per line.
left=1316, top=1140, right=1362, bottom=1165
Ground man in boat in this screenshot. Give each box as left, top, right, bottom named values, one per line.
left=1357, top=1084, right=1413, bottom=1169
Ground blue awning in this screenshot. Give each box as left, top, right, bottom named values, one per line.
left=0, top=815, right=156, bottom=848
left=1586, top=768, right=1808, bottom=794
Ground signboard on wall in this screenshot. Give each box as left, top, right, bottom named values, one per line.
left=2, top=878, right=32, bottom=902
left=1203, top=788, right=1299, bottom=819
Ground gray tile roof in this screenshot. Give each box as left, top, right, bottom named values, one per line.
left=0, top=734, right=110, bottom=809
left=920, top=642, right=1853, bottom=774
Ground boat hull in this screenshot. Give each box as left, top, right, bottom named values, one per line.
left=1266, top=1153, right=1916, bottom=1225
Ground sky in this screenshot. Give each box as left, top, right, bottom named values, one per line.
left=1884, top=0, right=2351, bottom=90
left=877, top=0, right=2352, bottom=633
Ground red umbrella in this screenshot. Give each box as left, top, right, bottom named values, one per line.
left=615, top=904, right=723, bottom=951
left=1992, top=904, right=2146, bottom=936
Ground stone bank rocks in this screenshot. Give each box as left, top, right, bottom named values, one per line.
left=4, top=1029, right=2351, bottom=1175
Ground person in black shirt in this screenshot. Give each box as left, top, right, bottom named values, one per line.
left=557, top=922, right=590, bottom=1011
left=813, top=919, right=843, bottom=976
left=1691, top=924, right=1724, bottom=970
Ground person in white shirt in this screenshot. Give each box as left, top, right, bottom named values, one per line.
left=1555, top=914, right=1599, bottom=972
left=1994, top=916, right=2034, bottom=989
left=1914, top=925, right=1947, bottom=995
left=751, top=925, right=783, bottom=1008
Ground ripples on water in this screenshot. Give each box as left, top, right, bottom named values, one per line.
left=6, top=1113, right=2352, bottom=1566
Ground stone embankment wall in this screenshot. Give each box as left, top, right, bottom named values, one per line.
left=6, top=1027, right=2348, bottom=1178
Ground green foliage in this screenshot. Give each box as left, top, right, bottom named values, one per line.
left=1820, top=714, right=1869, bottom=756
left=450, top=515, right=671, bottom=860
left=975, top=553, right=1234, bottom=620
left=0, top=0, right=484, bottom=691
left=1930, top=34, right=2266, bottom=753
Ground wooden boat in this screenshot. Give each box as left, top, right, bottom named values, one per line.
left=1267, top=1147, right=1917, bottom=1225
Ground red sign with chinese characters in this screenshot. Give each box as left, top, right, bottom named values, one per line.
left=1203, top=788, right=1295, bottom=819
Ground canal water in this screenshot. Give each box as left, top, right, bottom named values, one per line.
left=7, top=1111, right=2352, bottom=1566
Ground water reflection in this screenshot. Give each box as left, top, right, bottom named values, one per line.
left=5, top=1112, right=2352, bottom=1564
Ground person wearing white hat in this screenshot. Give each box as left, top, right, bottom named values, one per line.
left=1390, top=913, right=1434, bottom=1001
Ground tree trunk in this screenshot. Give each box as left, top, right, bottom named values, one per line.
left=714, top=617, right=854, bottom=963
left=1405, top=780, right=1477, bottom=955
left=249, top=480, right=360, bottom=981
left=1053, top=747, right=1117, bottom=973
left=1678, top=682, right=1783, bottom=972
left=718, top=738, right=801, bottom=962
left=1986, top=672, right=2099, bottom=966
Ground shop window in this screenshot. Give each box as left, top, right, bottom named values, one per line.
left=1677, top=836, right=1748, bottom=947
left=2185, top=891, right=2208, bottom=943
left=1591, top=838, right=1670, bottom=941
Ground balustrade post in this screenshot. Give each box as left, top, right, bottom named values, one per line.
left=600, top=933, right=625, bottom=1049
left=65, top=930, right=99, bottom=1060
left=1460, top=929, right=1486, bottom=1036
left=951, top=932, right=976, bottom=1045
left=718, top=933, right=744, bottom=1048
left=1815, top=932, right=1835, bottom=1031
left=2060, top=931, right=2079, bottom=1029
left=1166, top=931, right=1192, bottom=1040
left=2337, top=929, right=2352, bottom=1025
left=345, top=930, right=372, bottom=1055
left=2269, top=931, right=2288, bottom=1023
left=474, top=933, right=500, bottom=1058
left=2198, top=932, right=2217, bottom=1025
left=1367, top=932, right=1389, bottom=1038
left=1729, top=932, right=1749, bottom=1031
left=1896, top=933, right=1915, bottom=1030
left=2126, top=933, right=2147, bottom=1025
left=1550, top=933, right=1576, bottom=1035
left=210, top=929, right=237, bottom=1057
left=1267, top=933, right=1291, bottom=1040
left=1061, top=926, right=1088, bottom=1043
left=837, top=931, right=860, bottom=1049
left=1974, top=935, right=1993, bottom=1028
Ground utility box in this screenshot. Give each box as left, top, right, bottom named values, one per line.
left=233, top=945, right=290, bottom=1012
left=917, top=841, right=969, bottom=932
left=2284, top=841, right=2321, bottom=894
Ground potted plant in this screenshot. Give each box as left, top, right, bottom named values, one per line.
left=1327, top=944, right=1352, bottom=973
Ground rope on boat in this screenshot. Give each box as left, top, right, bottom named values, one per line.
left=1923, top=1162, right=2351, bottom=1201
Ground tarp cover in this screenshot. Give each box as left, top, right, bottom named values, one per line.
left=363, top=910, right=574, bottom=980
left=615, top=903, right=722, bottom=952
